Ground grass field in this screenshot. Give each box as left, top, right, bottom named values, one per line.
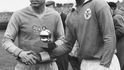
left=0, top=30, right=16, bottom=70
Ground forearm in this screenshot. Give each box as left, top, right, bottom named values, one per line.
left=98, top=6, right=116, bottom=67
left=100, top=34, right=116, bottom=67
left=49, top=40, right=72, bottom=60
left=2, top=37, right=22, bottom=57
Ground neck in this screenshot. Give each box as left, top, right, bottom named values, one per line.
left=76, top=6, right=82, bottom=12
left=32, top=4, right=45, bottom=14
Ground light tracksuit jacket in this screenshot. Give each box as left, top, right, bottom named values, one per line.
left=2, top=7, right=64, bottom=70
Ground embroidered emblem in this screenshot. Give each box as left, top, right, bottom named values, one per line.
left=84, top=8, right=92, bottom=20
left=32, top=25, right=50, bottom=35
left=32, top=25, right=41, bottom=33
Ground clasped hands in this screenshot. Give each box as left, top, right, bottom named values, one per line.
left=17, top=50, right=50, bottom=65
left=17, top=39, right=62, bottom=65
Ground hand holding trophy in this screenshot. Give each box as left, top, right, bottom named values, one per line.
left=39, top=26, right=56, bottom=63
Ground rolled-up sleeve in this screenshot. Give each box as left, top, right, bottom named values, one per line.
left=2, top=12, right=22, bottom=57
left=97, top=6, right=116, bottom=67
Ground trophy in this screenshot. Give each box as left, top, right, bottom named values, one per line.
left=39, top=26, right=56, bottom=63
left=40, top=26, right=54, bottom=52
left=40, top=26, right=51, bottom=42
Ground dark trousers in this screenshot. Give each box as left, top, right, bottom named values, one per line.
left=56, top=54, right=69, bottom=70
left=116, top=37, right=124, bottom=70
left=68, top=55, right=81, bottom=70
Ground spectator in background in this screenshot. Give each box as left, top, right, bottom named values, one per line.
left=108, top=2, right=124, bottom=70
left=2, top=0, right=64, bottom=70
left=60, top=7, right=75, bottom=30
left=108, top=2, right=123, bottom=16
left=60, top=11, right=67, bottom=30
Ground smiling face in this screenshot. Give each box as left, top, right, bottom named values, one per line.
left=30, top=0, right=45, bottom=8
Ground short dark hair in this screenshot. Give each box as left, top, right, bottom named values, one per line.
left=46, top=1, right=55, bottom=7
left=108, top=2, right=117, bottom=10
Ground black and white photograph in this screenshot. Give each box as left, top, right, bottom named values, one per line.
left=0, top=0, right=124, bottom=70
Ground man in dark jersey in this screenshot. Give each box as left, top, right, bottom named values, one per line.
left=43, top=0, right=120, bottom=70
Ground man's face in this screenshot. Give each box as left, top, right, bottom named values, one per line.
left=30, top=0, right=45, bottom=7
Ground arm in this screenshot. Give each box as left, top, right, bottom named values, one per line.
left=113, top=15, right=124, bottom=37
left=97, top=6, right=116, bottom=67
left=2, top=12, right=22, bottom=56
left=50, top=14, right=76, bottom=58
left=39, top=13, right=65, bottom=62
left=2, top=12, right=38, bottom=65
left=40, top=14, right=77, bottom=60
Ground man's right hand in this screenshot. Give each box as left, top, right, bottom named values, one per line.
left=18, top=50, right=38, bottom=65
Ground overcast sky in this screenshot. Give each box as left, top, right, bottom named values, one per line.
left=0, top=0, right=123, bottom=12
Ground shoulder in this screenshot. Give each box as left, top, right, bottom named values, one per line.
left=45, top=7, right=60, bottom=16
left=92, top=0, right=109, bottom=12
left=113, top=14, right=124, bottom=20
left=10, top=11, right=21, bottom=18
left=65, top=12, right=76, bottom=25
left=93, top=0, right=108, bottom=7
left=67, top=11, right=77, bottom=20
left=114, top=14, right=122, bottom=17
left=12, top=7, right=29, bottom=16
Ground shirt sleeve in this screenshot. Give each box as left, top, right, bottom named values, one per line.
left=2, top=12, right=23, bottom=57
left=50, top=14, right=76, bottom=58
left=96, top=6, right=116, bottom=67
left=113, top=15, right=124, bottom=38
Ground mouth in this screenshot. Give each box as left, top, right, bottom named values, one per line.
left=31, top=1, right=39, bottom=4
left=30, top=2, right=40, bottom=6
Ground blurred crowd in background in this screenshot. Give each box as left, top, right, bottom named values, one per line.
left=0, top=1, right=74, bottom=30
left=0, top=0, right=124, bottom=30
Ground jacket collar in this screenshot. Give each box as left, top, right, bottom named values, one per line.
left=76, top=0, right=92, bottom=7
left=83, top=0, right=92, bottom=5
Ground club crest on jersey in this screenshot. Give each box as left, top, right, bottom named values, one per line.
left=84, top=8, right=92, bottom=20
left=32, top=25, right=41, bottom=33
